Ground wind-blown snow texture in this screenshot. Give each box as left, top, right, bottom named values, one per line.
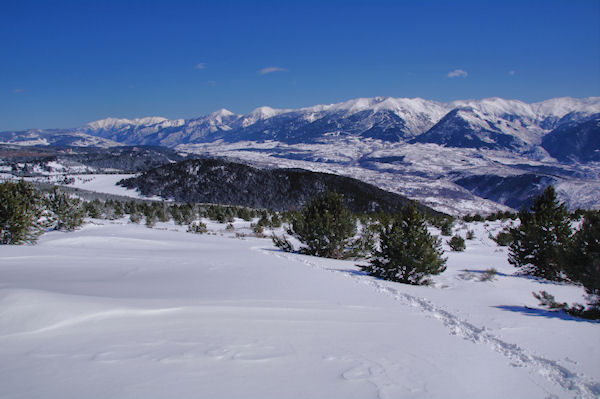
left=0, top=219, right=598, bottom=398
left=1, top=96, right=599, bottom=214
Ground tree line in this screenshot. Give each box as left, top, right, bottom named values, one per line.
left=1, top=180, right=597, bottom=319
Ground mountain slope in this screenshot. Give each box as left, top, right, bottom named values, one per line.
left=412, top=107, right=530, bottom=150
left=541, top=115, right=600, bottom=163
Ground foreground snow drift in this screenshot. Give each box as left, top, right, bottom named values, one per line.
left=0, top=220, right=598, bottom=398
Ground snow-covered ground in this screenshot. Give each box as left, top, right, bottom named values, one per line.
left=0, top=172, right=161, bottom=201
left=0, top=219, right=598, bottom=398
left=66, top=174, right=159, bottom=199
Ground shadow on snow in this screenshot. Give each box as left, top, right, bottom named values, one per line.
left=494, top=305, right=599, bottom=324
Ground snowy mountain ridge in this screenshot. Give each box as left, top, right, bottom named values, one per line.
left=3, top=96, right=599, bottom=149
left=65, top=95, right=599, bottom=149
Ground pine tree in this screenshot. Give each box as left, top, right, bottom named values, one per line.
left=448, top=235, right=466, bottom=251
left=566, top=211, right=600, bottom=317
left=270, top=212, right=282, bottom=228
left=440, top=219, right=453, bottom=236
left=288, top=191, right=356, bottom=259
left=509, top=186, right=572, bottom=280
left=0, top=180, right=46, bottom=244
left=45, top=187, right=84, bottom=231
left=84, top=199, right=104, bottom=218
left=362, top=205, right=446, bottom=285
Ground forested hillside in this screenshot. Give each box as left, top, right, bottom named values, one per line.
left=118, top=158, right=440, bottom=215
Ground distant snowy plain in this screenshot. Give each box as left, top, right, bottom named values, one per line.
left=1, top=218, right=598, bottom=398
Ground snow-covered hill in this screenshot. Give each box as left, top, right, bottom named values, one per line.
left=0, top=218, right=598, bottom=398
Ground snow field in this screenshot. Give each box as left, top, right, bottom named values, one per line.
left=0, top=219, right=598, bottom=398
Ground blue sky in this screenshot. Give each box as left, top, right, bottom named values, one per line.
left=1, top=0, right=599, bottom=130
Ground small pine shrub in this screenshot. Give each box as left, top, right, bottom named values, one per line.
left=45, top=188, right=84, bottom=231
left=187, top=221, right=207, bottom=234
left=257, top=213, right=270, bottom=227
left=237, top=207, right=253, bottom=221
left=286, top=191, right=357, bottom=259
left=154, top=203, right=170, bottom=223
left=251, top=223, right=265, bottom=237
left=493, top=230, right=513, bottom=246
left=440, top=219, right=453, bottom=236
left=448, top=235, right=466, bottom=252
left=272, top=234, right=294, bottom=252
left=0, top=180, right=47, bottom=244
left=466, top=230, right=475, bottom=240
left=84, top=199, right=104, bottom=218
left=144, top=208, right=157, bottom=227
left=533, top=291, right=599, bottom=320
left=270, top=213, right=282, bottom=228
left=129, top=212, right=142, bottom=224
left=362, top=205, right=447, bottom=285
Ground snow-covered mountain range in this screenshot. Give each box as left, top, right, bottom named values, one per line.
left=4, top=96, right=599, bottom=150
left=1, top=96, right=599, bottom=214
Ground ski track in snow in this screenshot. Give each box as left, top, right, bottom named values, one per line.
left=258, top=247, right=600, bottom=399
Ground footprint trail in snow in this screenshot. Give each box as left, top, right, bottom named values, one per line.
left=259, top=247, right=600, bottom=399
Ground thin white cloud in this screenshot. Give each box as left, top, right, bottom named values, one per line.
left=195, top=63, right=207, bottom=70
left=509, top=70, right=516, bottom=76
left=447, top=69, right=468, bottom=78
left=12, top=88, right=24, bottom=93
left=206, top=80, right=216, bottom=87
left=258, top=66, right=287, bottom=75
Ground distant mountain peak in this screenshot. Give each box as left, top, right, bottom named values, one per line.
left=209, top=108, right=236, bottom=118
left=86, top=116, right=171, bottom=130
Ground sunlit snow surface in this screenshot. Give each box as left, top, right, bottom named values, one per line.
left=1, top=219, right=598, bottom=399
left=0, top=173, right=160, bottom=201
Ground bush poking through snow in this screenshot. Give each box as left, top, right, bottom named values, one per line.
left=533, top=291, right=568, bottom=310
left=448, top=235, right=466, bottom=252
left=466, top=230, right=475, bottom=240
left=362, top=205, right=446, bottom=285
left=272, top=234, right=294, bottom=253
left=480, top=268, right=497, bottom=282
left=187, top=221, right=208, bottom=234
left=533, top=291, right=600, bottom=320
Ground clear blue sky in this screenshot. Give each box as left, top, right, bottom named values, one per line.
left=1, top=0, right=599, bottom=130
